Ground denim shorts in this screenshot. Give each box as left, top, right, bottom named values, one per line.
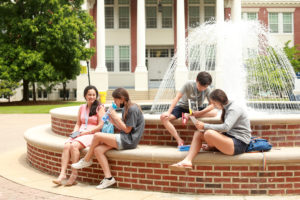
left=171, top=106, right=205, bottom=119
left=223, top=133, right=248, bottom=155
left=115, top=134, right=123, bottom=150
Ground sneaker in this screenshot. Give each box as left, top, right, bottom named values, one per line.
left=96, top=177, right=116, bottom=189
left=71, top=158, right=92, bottom=169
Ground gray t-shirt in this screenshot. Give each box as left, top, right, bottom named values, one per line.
left=120, top=104, right=145, bottom=149
left=177, top=81, right=211, bottom=109
left=204, top=101, right=252, bottom=144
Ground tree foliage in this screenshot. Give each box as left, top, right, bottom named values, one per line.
left=246, top=48, right=294, bottom=100
left=0, top=0, right=95, bottom=101
left=0, top=80, right=20, bottom=102
left=283, top=41, right=300, bottom=73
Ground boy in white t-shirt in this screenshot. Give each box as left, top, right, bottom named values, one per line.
left=160, top=72, right=217, bottom=146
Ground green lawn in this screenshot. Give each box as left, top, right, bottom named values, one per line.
left=0, top=101, right=84, bottom=114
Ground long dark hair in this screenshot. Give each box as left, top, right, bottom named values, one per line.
left=83, top=85, right=100, bottom=116
left=112, top=88, right=141, bottom=121
left=209, top=89, right=228, bottom=122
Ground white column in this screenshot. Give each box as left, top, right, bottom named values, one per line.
left=215, top=0, right=225, bottom=90
left=175, top=0, right=188, bottom=91
left=216, top=0, right=224, bottom=22
left=135, top=0, right=148, bottom=91
left=77, top=0, right=95, bottom=101
left=92, top=0, right=108, bottom=92
left=231, top=0, right=241, bottom=23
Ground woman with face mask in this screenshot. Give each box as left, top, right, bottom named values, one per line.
left=71, top=88, right=145, bottom=189
left=169, top=89, right=252, bottom=171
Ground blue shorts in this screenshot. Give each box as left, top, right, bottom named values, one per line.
left=223, top=133, right=248, bottom=155
left=171, top=105, right=205, bottom=119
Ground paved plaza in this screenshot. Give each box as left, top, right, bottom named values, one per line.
left=0, top=114, right=299, bottom=200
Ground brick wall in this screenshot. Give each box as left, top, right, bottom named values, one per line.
left=51, top=117, right=300, bottom=147
left=27, top=143, right=300, bottom=195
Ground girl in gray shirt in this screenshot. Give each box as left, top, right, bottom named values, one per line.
left=169, top=89, right=251, bottom=171
left=72, top=88, right=145, bottom=189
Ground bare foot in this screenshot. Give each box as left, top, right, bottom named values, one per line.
left=52, top=174, right=66, bottom=185
left=65, top=174, right=78, bottom=186
left=177, top=139, right=184, bottom=147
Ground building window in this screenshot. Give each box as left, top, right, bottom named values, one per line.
left=118, top=1, right=130, bottom=29
left=188, top=0, right=215, bottom=27
left=242, top=12, right=258, bottom=21
left=189, top=6, right=200, bottom=27
left=269, top=13, right=278, bottom=33
left=162, top=6, right=172, bottom=28
left=105, top=7, right=114, bottom=29
left=38, top=90, right=42, bottom=98
left=43, top=90, right=47, bottom=98
left=60, top=90, right=69, bottom=99
left=283, top=13, right=292, bottom=33
left=146, top=6, right=157, bottom=28
left=106, top=46, right=114, bottom=71
left=150, top=49, right=169, bottom=57
left=29, top=90, right=33, bottom=99
left=73, top=89, right=77, bottom=98
left=204, top=6, right=215, bottom=22
left=119, top=46, right=130, bottom=72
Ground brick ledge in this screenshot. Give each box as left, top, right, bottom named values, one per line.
left=24, top=124, right=300, bottom=165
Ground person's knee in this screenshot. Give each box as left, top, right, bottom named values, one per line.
left=63, top=143, right=71, bottom=151
left=203, top=130, right=215, bottom=141
left=94, top=146, right=105, bottom=156
left=211, top=109, right=218, bottom=117
left=70, top=142, right=81, bottom=151
left=160, top=114, right=169, bottom=123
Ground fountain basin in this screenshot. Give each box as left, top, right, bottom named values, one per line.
left=23, top=105, right=300, bottom=195
left=51, top=106, right=300, bottom=147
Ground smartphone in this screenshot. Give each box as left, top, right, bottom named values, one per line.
left=70, top=131, right=80, bottom=138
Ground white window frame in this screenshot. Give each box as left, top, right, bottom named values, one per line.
left=118, top=0, right=130, bottom=29
left=242, top=12, right=258, bottom=21
left=161, top=1, right=173, bottom=29
left=267, top=8, right=294, bottom=34
left=188, top=0, right=215, bottom=28
left=119, top=45, right=131, bottom=72
left=105, top=0, right=114, bottom=29
left=105, top=46, right=114, bottom=72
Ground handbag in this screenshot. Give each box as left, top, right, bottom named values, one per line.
left=102, top=121, right=114, bottom=134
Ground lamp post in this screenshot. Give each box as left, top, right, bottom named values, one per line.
left=86, top=61, right=91, bottom=86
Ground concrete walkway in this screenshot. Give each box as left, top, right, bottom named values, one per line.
left=0, top=114, right=299, bottom=200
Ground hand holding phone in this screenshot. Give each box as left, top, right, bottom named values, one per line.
left=70, top=131, right=80, bottom=138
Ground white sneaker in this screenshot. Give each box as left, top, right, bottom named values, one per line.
left=96, top=177, right=116, bottom=189
left=71, top=158, right=92, bottom=169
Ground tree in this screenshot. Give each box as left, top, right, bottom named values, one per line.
left=283, top=41, right=300, bottom=73
left=0, top=0, right=95, bottom=102
left=0, top=80, right=20, bottom=102
left=246, top=48, right=295, bottom=100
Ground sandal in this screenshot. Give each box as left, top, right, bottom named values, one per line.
left=169, top=162, right=192, bottom=171
left=181, top=113, right=188, bottom=126
left=65, top=174, right=78, bottom=186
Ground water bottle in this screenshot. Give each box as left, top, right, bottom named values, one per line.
left=102, top=102, right=117, bottom=122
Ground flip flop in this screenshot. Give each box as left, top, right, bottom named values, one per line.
left=169, top=162, right=192, bottom=171
left=52, top=179, right=63, bottom=186
left=65, top=181, right=78, bottom=187
left=181, top=113, right=188, bottom=126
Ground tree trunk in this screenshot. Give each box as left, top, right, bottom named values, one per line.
left=32, top=82, right=36, bottom=102
left=63, top=82, right=66, bottom=101
left=22, top=79, right=29, bottom=102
